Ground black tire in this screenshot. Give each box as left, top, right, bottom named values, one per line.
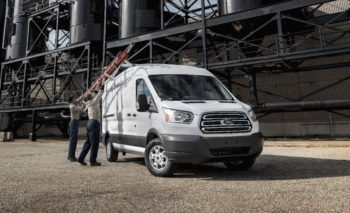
left=224, top=158, right=256, bottom=171
left=106, top=137, right=118, bottom=162
left=145, top=138, right=174, bottom=177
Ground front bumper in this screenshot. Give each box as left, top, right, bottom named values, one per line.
left=162, top=133, right=263, bottom=163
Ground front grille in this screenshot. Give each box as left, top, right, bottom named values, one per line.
left=209, top=147, right=251, bottom=156
left=201, top=112, right=252, bottom=134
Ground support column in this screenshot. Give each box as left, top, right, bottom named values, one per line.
left=86, top=45, right=91, bottom=89
left=276, top=12, right=285, bottom=54
left=149, top=40, right=153, bottom=63
left=184, top=0, right=189, bottom=24
left=52, top=54, right=58, bottom=103
left=102, top=0, right=107, bottom=68
left=9, top=113, right=17, bottom=138
left=55, top=8, right=59, bottom=49
left=201, top=0, right=208, bottom=68
left=161, top=0, right=164, bottom=29
left=0, top=65, right=4, bottom=101
left=29, top=110, right=37, bottom=141
left=249, top=72, right=258, bottom=106
left=21, top=61, right=28, bottom=107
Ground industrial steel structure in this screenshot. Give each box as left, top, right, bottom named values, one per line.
left=0, top=0, right=350, bottom=139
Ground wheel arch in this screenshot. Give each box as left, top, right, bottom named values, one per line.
left=102, top=131, right=110, bottom=146
left=146, top=129, right=161, bottom=146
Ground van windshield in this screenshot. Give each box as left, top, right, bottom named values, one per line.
left=149, top=75, right=234, bottom=101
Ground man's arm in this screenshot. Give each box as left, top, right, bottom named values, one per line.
left=89, top=78, right=105, bottom=105
left=89, top=89, right=104, bottom=105
left=70, top=104, right=83, bottom=112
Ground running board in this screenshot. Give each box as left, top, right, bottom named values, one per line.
left=113, top=143, right=145, bottom=155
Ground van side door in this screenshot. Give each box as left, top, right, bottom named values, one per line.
left=134, top=78, right=156, bottom=147
left=120, top=73, right=139, bottom=147
left=102, top=80, right=119, bottom=136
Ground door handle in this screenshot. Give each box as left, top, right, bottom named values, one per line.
left=133, top=113, right=137, bottom=117
left=127, top=113, right=131, bottom=117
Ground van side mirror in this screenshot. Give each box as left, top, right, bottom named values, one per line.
left=137, top=94, right=150, bottom=112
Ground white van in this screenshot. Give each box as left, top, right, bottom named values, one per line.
left=102, top=64, right=263, bottom=177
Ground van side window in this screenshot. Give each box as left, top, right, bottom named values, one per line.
left=136, top=79, right=155, bottom=109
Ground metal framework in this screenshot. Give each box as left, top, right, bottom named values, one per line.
left=0, top=1, right=100, bottom=138
left=106, top=0, right=350, bottom=115
left=1, top=0, right=350, bottom=139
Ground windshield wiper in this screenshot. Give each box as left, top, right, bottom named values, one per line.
left=159, top=95, right=182, bottom=101
left=218, top=100, right=236, bottom=103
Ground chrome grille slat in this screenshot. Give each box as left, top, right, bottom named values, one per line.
left=201, top=112, right=252, bottom=134
left=201, top=120, right=250, bottom=127
left=203, top=114, right=247, bottom=120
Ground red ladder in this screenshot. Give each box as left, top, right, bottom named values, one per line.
left=78, top=43, right=134, bottom=101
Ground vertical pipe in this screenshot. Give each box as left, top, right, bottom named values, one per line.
left=25, top=17, right=30, bottom=56
left=201, top=0, right=207, bottom=68
left=86, top=45, right=91, bottom=89
left=2, top=0, right=11, bottom=50
left=0, top=0, right=5, bottom=57
left=184, top=0, right=189, bottom=24
left=161, top=0, right=164, bottom=29
left=55, top=8, right=59, bottom=49
left=249, top=72, right=258, bottom=106
left=149, top=40, right=153, bottom=63
left=6, top=0, right=28, bottom=60
left=217, top=0, right=221, bottom=15
left=224, top=41, right=230, bottom=62
left=102, top=0, right=107, bottom=68
left=329, top=112, right=335, bottom=137
left=30, top=110, right=37, bottom=141
left=21, top=61, right=27, bottom=106
left=0, top=64, right=4, bottom=101
left=319, top=27, right=324, bottom=49
left=276, top=12, right=285, bottom=54
left=52, top=54, right=57, bottom=103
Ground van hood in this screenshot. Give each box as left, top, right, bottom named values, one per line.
left=160, top=100, right=249, bottom=115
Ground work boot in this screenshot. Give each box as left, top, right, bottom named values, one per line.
left=67, top=156, right=77, bottom=162
left=77, top=158, right=87, bottom=166
left=90, top=161, right=101, bottom=167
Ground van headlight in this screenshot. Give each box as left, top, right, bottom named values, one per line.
left=163, top=108, right=194, bottom=124
left=248, top=110, right=257, bottom=121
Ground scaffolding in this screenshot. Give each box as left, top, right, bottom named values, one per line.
left=0, top=0, right=350, bottom=138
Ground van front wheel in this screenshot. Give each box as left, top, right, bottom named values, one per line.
left=145, top=138, right=174, bottom=177
left=106, top=138, right=118, bottom=162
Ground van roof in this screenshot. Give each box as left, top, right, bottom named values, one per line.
left=126, top=64, right=213, bottom=76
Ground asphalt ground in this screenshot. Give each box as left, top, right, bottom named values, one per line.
left=0, top=139, right=349, bottom=213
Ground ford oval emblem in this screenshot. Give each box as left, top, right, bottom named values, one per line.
left=223, top=119, right=234, bottom=126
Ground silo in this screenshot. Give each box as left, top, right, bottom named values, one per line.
left=0, top=0, right=6, bottom=61
left=216, top=0, right=265, bottom=57
left=70, top=0, right=104, bottom=45
left=5, top=0, right=28, bottom=60
left=218, top=0, right=263, bottom=15
left=119, top=0, right=161, bottom=39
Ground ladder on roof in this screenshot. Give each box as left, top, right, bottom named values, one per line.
left=77, top=43, right=134, bottom=101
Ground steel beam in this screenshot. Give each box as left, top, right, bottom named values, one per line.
left=2, top=42, right=91, bottom=65
left=208, top=44, right=350, bottom=70
left=0, top=104, right=69, bottom=113
left=107, top=0, right=331, bottom=49
left=255, top=99, right=350, bottom=113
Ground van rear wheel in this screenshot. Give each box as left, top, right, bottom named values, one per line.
left=106, top=138, right=118, bottom=162
left=145, top=138, right=174, bottom=177
left=224, top=158, right=256, bottom=171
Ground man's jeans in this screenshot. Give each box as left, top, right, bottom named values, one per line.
left=68, top=119, right=79, bottom=157
left=78, top=120, right=100, bottom=163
